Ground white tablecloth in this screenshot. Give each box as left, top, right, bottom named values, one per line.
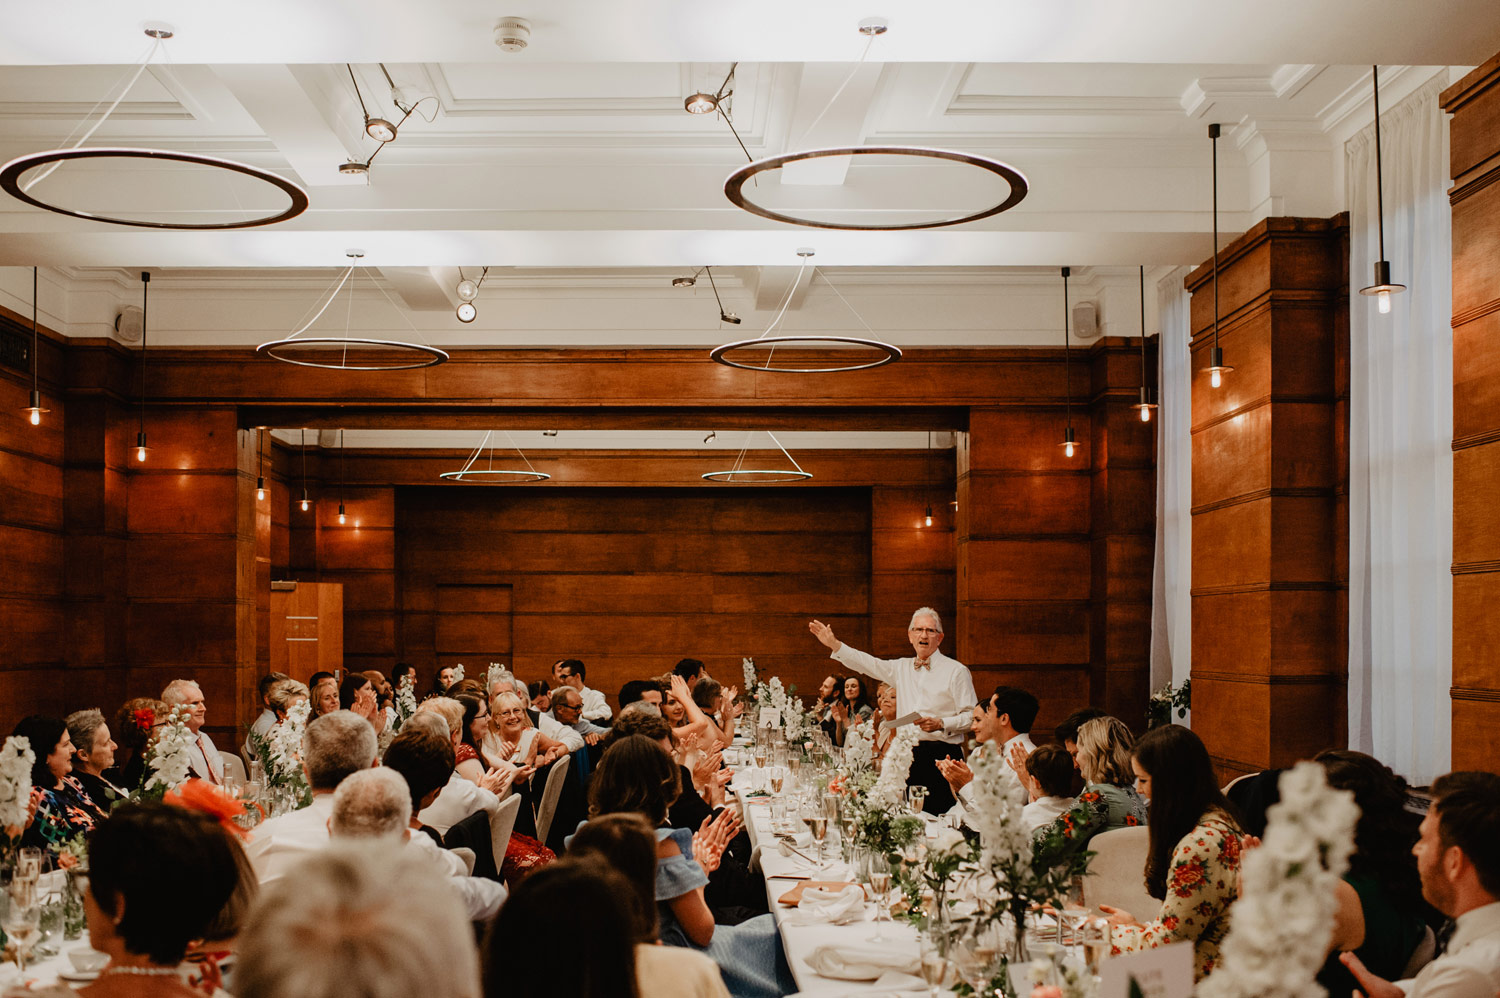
left=732, top=765, right=923, bottom=997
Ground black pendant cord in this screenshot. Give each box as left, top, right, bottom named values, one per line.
left=138, top=272, right=149, bottom=440
left=301, top=428, right=308, bottom=501
left=1062, top=266, right=1072, bottom=430
left=340, top=428, right=346, bottom=508
left=30, top=267, right=40, bottom=403
left=1372, top=66, right=1387, bottom=264
left=1210, top=125, right=1220, bottom=352
left=1139, top=264, right=1148, bottom=385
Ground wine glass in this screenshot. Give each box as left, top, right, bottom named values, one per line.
left=866, top=852, right=894, bottom=944
left=908, top=784, right=929, bottom=814
left=2, top=900, right=41, bottom=973
left=806, top=812, right=829, bottom=866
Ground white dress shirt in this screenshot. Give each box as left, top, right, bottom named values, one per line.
left=831, top=645, right=977, bottom=745
left=578, top=684, right=612, bottom=722
left=952, top=731, right=1036, bottom=826
left=1022, top=795, right=1075, bottom=833
left=245, top=793, right=336, bottom=883
left=418, top=771, right=502, bottom=836
left=407, top=832, right=507, bottom=921
left=249, top=710, right=276, bottom=742
left=1402, top=902, right=1500, bottom=998
left=188, top=730, right=225, bottom=784
left=535, top=711, right=584, bottom=753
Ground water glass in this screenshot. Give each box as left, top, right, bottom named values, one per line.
left=35, top=895, right=64, bottom=957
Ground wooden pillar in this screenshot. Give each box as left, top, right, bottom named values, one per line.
left=1443, top=54, right=1500, bottom=770
left=1187, top=217, right=1349, bottom=778
left=956, top=405, right=1093, bottom=736
left=1088, top=338, right=1159, bottom=727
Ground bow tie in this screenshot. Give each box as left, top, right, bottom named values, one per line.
left=913, top=658, right=932, bottom=671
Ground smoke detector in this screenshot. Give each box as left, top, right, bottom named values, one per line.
left=494, top=17, right=531, bottom=52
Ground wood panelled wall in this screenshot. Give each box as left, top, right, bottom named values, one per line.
left=1187, top=216, right=1350, bottom=779
left=1444, top=54, right=1500, bottom=770
left=2, top=338, right=1154, bottom=742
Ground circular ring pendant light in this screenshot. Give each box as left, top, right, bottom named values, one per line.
left=257, top=254, right=450, bottom=371
left=701, top=430, right=813, bottom=483
left=439, top=431, right=551, bottom=483
left=724, top=145, right=1028, bottom=232
left=0, top=28, right=308, bottom=230
left=709, top=249, right=901, bottom=373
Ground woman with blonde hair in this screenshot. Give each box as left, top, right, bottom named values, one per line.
left=1035, top=714, right=1147, bottom=845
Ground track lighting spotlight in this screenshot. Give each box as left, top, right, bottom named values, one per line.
left=456, top=279, right=479, bottom=301
left=456, top=302, right=477, bottom=323
left=365, top=117, right=397, bottom=142
left=339, top=161, right=370, bottom=176
left=684, top=92, right=719, bottom=115
left=673, top=275, right=697, bottom=288
left=703, top=431, right=717, bottom=443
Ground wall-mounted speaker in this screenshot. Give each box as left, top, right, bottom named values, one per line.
left=1072, top=301, right=1100, bottom=341
left=114, top=305, right=143, bottom=343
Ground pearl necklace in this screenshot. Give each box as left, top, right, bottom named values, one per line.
left=101, top=965, right=180, bottom=977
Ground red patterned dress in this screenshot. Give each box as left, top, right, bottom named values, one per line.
left=1110, top=809, right=1244, bottom=980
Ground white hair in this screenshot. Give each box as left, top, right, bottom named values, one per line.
left=909, top=607, right=944, bottom=634
left=302, top=710, right=379, bottom=791
left=403, top=712, right=450, bottom=742
left=330, top=768, right=412, bottom=840
left=619, top=701, right=663, bottom=720
left=161, top=679, right=203, bottom=706
left=236, top=842, right=479, bottom=998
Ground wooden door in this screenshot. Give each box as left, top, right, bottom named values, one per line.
left=270, top=582, right=344, bottom=683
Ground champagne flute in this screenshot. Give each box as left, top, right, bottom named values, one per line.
left=920, top=928, right=952, bottom=998
left=752, top=747, right=768, bottom=770
left=807, top=814, right=829, bottom=865
left=867, top=853, right=894, bottom=944
left=769, top=767, right=785, bottom=795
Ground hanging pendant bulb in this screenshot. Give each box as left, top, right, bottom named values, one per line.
left=1203, top=124, right=1232, bottom=389
left=1139, top=388, right=1153, bottom=422
left=924, top=505, right=933, bottom=528
left=1358, top=68, right=1407, bottom=313
left=255, top=426, right=267, bottom=501
left=134, top=272, right=151, bottom=459
left=21, top=268, right=49, bottom=427
left=338, top=502, right=347, bottom=525
left=1130, top=265, right=1159, bottom=424
left=300, top=492, right=310, bottom=512
left=1058, top=267, right=1077, bottom=457
left=136, top=432, right=148, bottom=462
left=256, top=478, right=266, bottom=501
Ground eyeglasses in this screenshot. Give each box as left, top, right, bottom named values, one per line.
left=497, top=709, right=526, bottom=718
left=909, top=627, right=940, bottom=635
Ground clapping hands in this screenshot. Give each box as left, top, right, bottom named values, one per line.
left=692, top=808, right=741, bottom=875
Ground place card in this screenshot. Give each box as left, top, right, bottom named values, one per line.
left=759, top=707, right=781, bottom=728
left=1098, top=941, right=1193, bottom=998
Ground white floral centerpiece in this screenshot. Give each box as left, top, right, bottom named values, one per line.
left=391, top=672, right=418, bottom=733
left=741, top=657, right=758, bottom=697
left=1199, top=761, right=1359, bottom=998
left=0, top=735, right=35, bottom=858
left=263, top=699, right=313, bottom=808
left=843, top=722, right=875, bottom=774
left=142, top=705, right=195, bottom=796
left=841, top=724, right=924, bottom=858
left=448, top=662, right=465, bottom=688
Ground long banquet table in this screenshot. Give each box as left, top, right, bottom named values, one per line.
left=730, top=759, right=926, bottom=997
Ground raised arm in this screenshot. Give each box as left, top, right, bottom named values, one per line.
left=811, top=619, right=897, bottom=685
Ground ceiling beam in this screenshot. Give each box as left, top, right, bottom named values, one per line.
left=213, top=64, right=368, bottom=187
left=778, top=62, right=886, bottom=186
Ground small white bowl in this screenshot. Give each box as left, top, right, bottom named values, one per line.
left=67, top=947, right=110, bottom=973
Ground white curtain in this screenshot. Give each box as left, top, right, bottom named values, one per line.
left=1347, top=75, right=1453, bottom=785
left=1150, top=267, right=1195, bottom=711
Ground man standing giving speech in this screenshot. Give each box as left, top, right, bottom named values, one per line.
left=808, top=607, right=977, bottom=812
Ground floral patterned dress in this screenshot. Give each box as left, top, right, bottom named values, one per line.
left=24, top=776, right=107, bottom=856
left=1110, top=810, right=1244, bottom=980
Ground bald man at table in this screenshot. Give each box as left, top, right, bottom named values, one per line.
left=808, top=607, right=978, bottom=813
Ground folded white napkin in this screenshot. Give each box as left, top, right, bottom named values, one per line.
left=804, top=943, right=922, bottom=981
left=784, top=885, right=867, bottom=925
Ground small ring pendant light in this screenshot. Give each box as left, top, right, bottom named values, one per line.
left=1203, top=124, right=1233, bottom=389
left=1357, top=66, right=1406, bottom=314
left=1131, top=265, right=1158, bottom=422
left=1058, top=267, right=1077, bottom=458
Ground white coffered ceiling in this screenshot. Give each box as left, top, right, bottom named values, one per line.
left=0, top=0, right=1492, bottom=348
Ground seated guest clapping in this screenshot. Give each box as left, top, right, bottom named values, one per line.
left=1020, top=743, right=1077, bottom=833
left=244, top=710, right=378, bottom=883
left=236, top=842, right=481, bottom=998
left=250, top=672, right=289, bottom=741
left=1339, top=770, right=1500, bottom=998
left=936, top=686, right=1040, bottom=817
left=589, top=736, right=793, bottom=998
left=1102, top=724, right=1244, bottom=980
left=571, top=813, right=731, bottom=998
left=330, top=766, right=505, bottom=920
left=339, top=672, right=387, bottom=738
left=484, top=857, right=641, bottom=998
left=1034, top=715, right=1147, bottom=846
left=73, top=803, right=241, bottom=998
left=65, top=708, right=128, bottom=814
left=407, top=712, right=511, bottom=835
left=11, top=715, right=106, bottom=857
left=484, top=690, right=568, bottom=773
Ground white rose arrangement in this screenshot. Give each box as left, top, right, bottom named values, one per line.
left=0, top=735, right=35, bottom=841
left=392, top=673, right=418, bottom=732
left=264, top=699, right=313, bottom=808
left=143, top=705, right=195, bottom=794
left=843, top=723, right=875, bottom=774
left=448, top=663, right=465, bottom=687
left=1199, top=761, right=1359, bottom=998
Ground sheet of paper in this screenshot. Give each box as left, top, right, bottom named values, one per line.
left=758, top=706, right=782, bottom=728
left=1099, top=941, right=1193, bottom=998
left=882, top=711, right=924, bottom=730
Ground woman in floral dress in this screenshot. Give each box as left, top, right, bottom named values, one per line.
left=1101, top=723, right=1246, bottom=980
left=11, top=715, right=108, bottom=858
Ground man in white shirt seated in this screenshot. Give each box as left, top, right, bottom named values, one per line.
left=329, top=766, right=506, bottom=921
left=1343, top=771, right=1500, bottom=998
left=249, top=672, right=288, bottom=743
left=936, top=686, right=1040, bottom=815
left=404, top=713, right=512, bottom=836
left=162, top=678, right=225, bottom=785
left=549, top=687, right=608, bottom=747
left=809, top=607, right=978, bottom=813
left=555, top=659, right=613, bottom=722
left=245, top=710, right=378, bottom=883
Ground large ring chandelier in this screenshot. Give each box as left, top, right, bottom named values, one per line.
left=709, top=249, right=901, bottom=374
left=701, top=431, right=812, bottom=483
left=0, top=28, right=309, bottom=230
left=440, top=431, right=551, bottom=483
left=723, top=145, right=1028, bottom=232
left=257, top=255, right=450, bottom=371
